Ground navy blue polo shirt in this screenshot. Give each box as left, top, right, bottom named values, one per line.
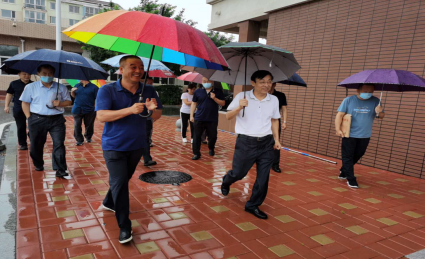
left=95, top=80, right=162, bottom=151
left=71, top=82, right=99, bottom=114
left=193, top=88, right=225, bottom=122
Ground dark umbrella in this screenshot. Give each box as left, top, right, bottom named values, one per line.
left=2, top=49, right=108, bottom=109
left=278, top=73, right=307, bottom=87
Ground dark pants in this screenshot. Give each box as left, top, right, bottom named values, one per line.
left=272, top=119, right=282, bottom=167
left=142, top=119, right=153, bottom=163
left=28, top=114, right=67, bottom=171
left=73, top=111, right=96, bottom=143
left=340, top=137, right=370, bottom=181
left=192, top=120, right=218, bottom=156
left=13, top=109, right=27, bottom=146
left=223, top=135, right=275, bottom=209
left=180, top=112, right=194, bottom=139
left=103, top=148, right=145, bottom=230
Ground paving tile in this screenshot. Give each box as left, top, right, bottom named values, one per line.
left=135, top=241, right=160, bottom=255
left=310, top=234, right=334, bottom=245
left=309, top=209, right=329, bottom=216
left=190, top=231, right=214, bottom=241
left=56, top=210, right=75, bottom=218
left=210, top=205, right=229, bottom=212
left=346, top=225, right=369, bottom=235
left=268, top=244, right=295, bottom=257
left=403, top=211, right=424, bottom=218
left=236, top=222, right=258, bottom=231
left=168, top=212, right=188, bottom=220
left=376, top=218, right=398, bottom=226
left=275, top=215, right=296, bottom=223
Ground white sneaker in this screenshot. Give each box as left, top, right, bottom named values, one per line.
left=191, top=139, right=193, bottom=144
left=182, top=138, right=188, bottom=143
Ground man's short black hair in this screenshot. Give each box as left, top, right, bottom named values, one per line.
left=119, top=55, right=142, bottom=67
left=358, top=83, right=375, bottom=90
left=251, top=70, right=274, bottom=82
left=37, top=64, right=55, bottom=73
left=187, top=83, right=197, bottom=89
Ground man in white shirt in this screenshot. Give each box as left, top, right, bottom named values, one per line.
left=221, top=70, right=282, bottom=219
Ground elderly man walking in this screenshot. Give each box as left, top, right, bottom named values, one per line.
left=96, top=55, right=162, bottom=244
left=335, top=84, right=384, bottom=189
left=221, top=70, right=282, bottom=219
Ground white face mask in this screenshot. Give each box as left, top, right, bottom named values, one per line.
left=203, top=83, right=212, bottom=89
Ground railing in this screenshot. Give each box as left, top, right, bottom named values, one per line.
left=24, top=4, right=46, bottom=11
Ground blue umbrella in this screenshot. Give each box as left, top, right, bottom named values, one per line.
left=2, top=49, right=108, bottom=109
left=101, top=54, right=172, bottom=72
left=278, top=73, right=307, bottom=87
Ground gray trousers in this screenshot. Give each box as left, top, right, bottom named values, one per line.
left=223, top=134, right=275, bottom=209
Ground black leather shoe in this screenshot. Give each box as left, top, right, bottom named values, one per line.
left=35, top=166, right=44, bottom=171
left=245, top=207, right=268, bottom=219
left=221, top=184, right=229, bottom=196
left=86, top=139, right=92, bottom=143
left=272, top=165, right=281, bottom=173
left=209, top=150, right=215, bottom=156
left=192, top=154, right=201, bottom=160
left=119, top=229, right=133, bottom=244
left=19, top=145, right=28, bottom=150
left=56, top=170, right=69, bottom=178
left=76, top=142, right=84, bottom=146
left=144, top=160, right=157, bottom=166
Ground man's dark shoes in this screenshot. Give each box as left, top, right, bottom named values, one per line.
left=119, top=228, right=133, bottom=244
left=19, top=145, right=28, bottom=150
left=221, top=176, right=230, bottom=196
left=144, top=160, right=157, bottom=166
left=86, top=139, right=92, bottom=143
left=56, top=170, right=69, bottom=178
left=192, top=154, right=201, bottom=160
left=347, top=178, right=359, bottom=189
left=35, top=166, right=44, bottom=171
left=338, top=171, right=347, bottom=180
left=76, top=142, right=84, bottom=146
left=245, top=207, right=268, bottom=219
left=272, top=165, right=281, bottom=173
left=209, top=150, right=215, bottom=156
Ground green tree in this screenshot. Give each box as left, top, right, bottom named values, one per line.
left=205, top=30, right=234, bottom=47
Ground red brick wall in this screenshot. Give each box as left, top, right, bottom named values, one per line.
left=268, top=0, right=425, bottom=178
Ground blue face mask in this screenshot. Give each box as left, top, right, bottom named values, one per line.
left=359, top=93, right=373, bottom=99
left=40, top=76, right=54, bottom=83
left=203, top=83, right=212, bottom=89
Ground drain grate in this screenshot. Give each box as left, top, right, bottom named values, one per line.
left=139, top=171, right=192, bottom=185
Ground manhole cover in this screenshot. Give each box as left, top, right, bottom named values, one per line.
left=139, top=171, right=192, bottom=185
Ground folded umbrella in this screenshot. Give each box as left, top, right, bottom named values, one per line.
left=278, top=73, right=307, bottom=87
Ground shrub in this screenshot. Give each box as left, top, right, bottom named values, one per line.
left=155, top=85, right=183, bottom=105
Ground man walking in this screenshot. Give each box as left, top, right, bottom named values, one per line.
left=335, top=84, right=384, bottom=188
left=190, top=78, right=225, bottom=160
left=20, top=64, right=72, bottom=177
left=70, top=80, right=98, bottom=146
left=96, top=55, right=162, bottom=244
left=269, top=82, right=287, bottom=173
left=4, top=71, right=32, bottom=150
left=221, top=70, right=282, bottom=219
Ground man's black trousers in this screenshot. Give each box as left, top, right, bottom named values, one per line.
left=192, top=120, right=218, bottom=156
left=340, top=137, right=370, bottom=181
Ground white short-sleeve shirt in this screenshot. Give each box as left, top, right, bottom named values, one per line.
left=180, top=92, right=193, bottom=114
left=227, top=90, right=281, bottom=137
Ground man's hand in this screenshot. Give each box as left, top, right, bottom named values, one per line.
left=4, top=106, right=10, bottom=113
left=52, top=100, right=60, bottom=107
left=375, top=105, right=383, bottom=114
left=129, top=103, right=145, bottom=114
left=190, top=116, right=194, bottom=123
left=145, top=98, right=157, bottom=111
left=239, top=98, right=248, bottom=109
left=282, top=122, right=287, bottom=130
left=336, top=129, right=344, bottom=137
left=210, top=92, right=216, bottom=99
left=274, top=140, right=282, bottom=150
left=71, top=87, right=77, bottom=92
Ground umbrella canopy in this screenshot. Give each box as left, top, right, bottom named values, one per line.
left=66, top=79, right=107, bottom=88
left=63, top=10, right=229, bottom=70
left=177, top=72, right=203, bottom=84
left=101, top=54, right=172, bottom=72
left=2, top=49, right=108, bottom=80
left=338, top=69, right=425, bottom=92
left=182, top=41, right=300, bottom=85
left=116, top=69, right=176, bottom=78
left=278, top=73, right=307, bottom=87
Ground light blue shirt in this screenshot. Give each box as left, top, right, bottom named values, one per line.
left=19, top=81, right=71, bottom=115
left=338, top=95, right=380, bottom=138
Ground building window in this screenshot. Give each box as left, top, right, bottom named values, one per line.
left=0, top=45, right=19, bottom=75
left=169, top=78, right=175, bottom=85
left=69, top=5, right=79, bottom=13
left=1, top=9, right=15, bottom=19
left=25, top=0, right=45, bottom=10
left=2, top=0, right=16, bottom=3
left=50, top=1, right=55, bottom=9
left=85, top=7, right=99, bottom=17
left=50, top=16, right=55, bottom=24
left=69, top=19, right=79, bottom=26
left=25, top=10, right=45, bottom=24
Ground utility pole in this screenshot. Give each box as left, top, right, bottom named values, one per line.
left=56, top=0, right=61, bottom=50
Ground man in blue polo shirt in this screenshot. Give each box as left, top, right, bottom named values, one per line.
left=190, top=78, right=225, bottom=160
left=96, top=55, right=162, bottom=244
left=71, top=80, right=98, bottom=146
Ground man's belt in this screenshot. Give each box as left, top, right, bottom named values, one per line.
left=238, top=134, right=273, bottom=141
left=30, top=112, right=62, bottom=118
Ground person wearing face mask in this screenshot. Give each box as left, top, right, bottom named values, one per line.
left=181, top=83, right=196, bottom=143
left=221, top=70, right=282, bottom=219
left=4, top=71, right=32, bottom=150
left=19, top=64, right=72, bottom=178
left=190, top=78, right=225, bottom=160
left=70, top=80, right=99, bottom=146
left=96, top=55, right=162, bottom=244
left=335, top=84, right=384, bottom=189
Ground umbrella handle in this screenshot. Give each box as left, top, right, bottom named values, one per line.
left=139, top=45, right=156, bottom=118
left=242, top=51, right=248, bottom=117
left=376, top=90, right=383, bottom=118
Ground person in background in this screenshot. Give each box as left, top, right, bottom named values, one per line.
left=190, top=77, right=225, bottom=160
left=70, top=80, right=99, bottom=146
left=181, top=83, right=196, bottom=143
left=96, top=55, right=162, bottom=244
left=4, top=71, right=32, bottom=150
left=196, top=84, right=208, bottom=144
left=142, top=76, right=158, bottom=166
left=20, top=64, right=72, bottom=178
left=335, top=84, right=384, bottom=189
left=268, top=82, right=287, bottom=173
left=221, top=70, right=281, bottom=219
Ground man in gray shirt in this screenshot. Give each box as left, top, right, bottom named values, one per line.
left=335, top=84, right=384, bottom=188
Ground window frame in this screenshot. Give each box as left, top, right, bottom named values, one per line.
left=50, top=1, right=55, bottom=10
left=69, top=5, right=80, bottom=14
left=1, top=9, right=15, bottom=19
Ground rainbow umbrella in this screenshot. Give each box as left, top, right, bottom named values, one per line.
left=66, top=79, right=106, bottom=88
